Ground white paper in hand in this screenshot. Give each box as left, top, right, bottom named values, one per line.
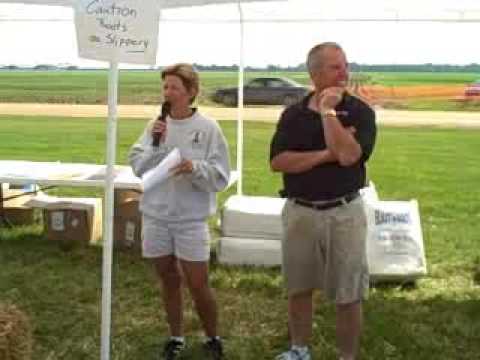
left=142, top=148, right=181, bottom=192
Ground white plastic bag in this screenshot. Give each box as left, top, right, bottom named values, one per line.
left=365, top=200, right=427, bottom=281
left=218, top=237, right=282, bottom=267
left=221, top=195, right=286, bottom=239
left=360, top=181, right=379, bottom=204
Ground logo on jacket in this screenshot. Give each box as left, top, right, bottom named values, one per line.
left=190, top=130, right=205, bottom=149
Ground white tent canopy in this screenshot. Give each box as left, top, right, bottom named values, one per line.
left=3, top=0, right=480, bottom=19
left=2, top=1, right=480, bottom=67
left=0, top=0, right=268, bottom=8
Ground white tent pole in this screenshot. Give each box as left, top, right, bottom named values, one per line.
left=236, top=1, right=244, bottom=195
left=101, top=60, right=118, bottom=360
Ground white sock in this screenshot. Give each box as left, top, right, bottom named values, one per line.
left=291, top=345, right=309, bottom=355
left=206, top=336, right=221, bottom=342
left=170, top=336, right=185, bottom=344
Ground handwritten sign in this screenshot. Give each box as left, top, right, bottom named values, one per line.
left=74, top=0, right=159, bottom=64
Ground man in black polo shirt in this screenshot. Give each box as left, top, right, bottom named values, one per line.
left=270, top=42, right=376, bottom=360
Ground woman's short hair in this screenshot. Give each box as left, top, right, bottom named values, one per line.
left=161, top=63, right=200, bottom=103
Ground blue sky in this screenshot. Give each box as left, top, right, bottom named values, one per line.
left=1, top=0, right=480, bottom=67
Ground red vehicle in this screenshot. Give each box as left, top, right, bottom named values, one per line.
left=464, top=81, right=480, bottom=97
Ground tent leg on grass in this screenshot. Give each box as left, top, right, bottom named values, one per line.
left=100, top=60, right=118, bottom=360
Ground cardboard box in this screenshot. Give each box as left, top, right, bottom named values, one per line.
left=114, top=189, right=141, bottom=213
left=26, top=195, right=102, bottom=247
left=113, top=189, right=142, bottom=250
left=1, top=184, right=38, bottom=226
left=3, top=207, right=36, bottom=226
left=114, top=207, right=142, bottom=250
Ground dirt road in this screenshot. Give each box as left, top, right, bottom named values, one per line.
left=1, top=103, right=479, bottom=128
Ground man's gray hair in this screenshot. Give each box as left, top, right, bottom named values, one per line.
left=306, top=42, right=343, bottom=75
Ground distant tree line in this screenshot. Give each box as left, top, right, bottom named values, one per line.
left=349, top=63, right=480, bottom=73
left=0, top=64, right=79, bottom=70
left=193, top=63, right=480, bottom=73
left=1, top=63, right=480, bottom=73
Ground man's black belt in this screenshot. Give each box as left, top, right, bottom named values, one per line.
left=293, top=191, right=360, bottom=211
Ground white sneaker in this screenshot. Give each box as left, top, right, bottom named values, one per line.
left=275, top=348, right=311, bottom=360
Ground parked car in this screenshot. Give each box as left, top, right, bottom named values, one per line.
left=212, top=77, right=309, bottom=106
left=464, top=81, right=480, bottom=97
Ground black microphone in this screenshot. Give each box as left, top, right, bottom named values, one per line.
left=152, top=101, right=171, bottom=147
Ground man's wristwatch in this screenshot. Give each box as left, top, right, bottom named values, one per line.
left=321, top=109, right=337, bottom=118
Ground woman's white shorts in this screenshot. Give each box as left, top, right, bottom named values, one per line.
left=142, top=214, right=210, bottom=262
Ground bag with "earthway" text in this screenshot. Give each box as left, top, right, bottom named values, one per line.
left=364, top=199, right=427, bottom=282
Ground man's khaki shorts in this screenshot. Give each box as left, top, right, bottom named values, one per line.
left=281, top=197, right=369, bottom=304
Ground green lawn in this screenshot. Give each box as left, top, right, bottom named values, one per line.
left=0, top=115, right=479, bottom=359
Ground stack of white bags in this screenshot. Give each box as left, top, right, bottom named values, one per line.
left=218, top=182, right=428, bottom=282
left=219, top=196, right=285, bottom=267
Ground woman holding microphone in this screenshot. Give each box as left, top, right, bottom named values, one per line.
left=129, top=63, right=230, bottom=360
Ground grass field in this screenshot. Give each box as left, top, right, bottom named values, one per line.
left=0, top=70, right=309, bottom=105
left=1, top=70, right=480, bottom=111
left=0, top=115, right=479, bottom=359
